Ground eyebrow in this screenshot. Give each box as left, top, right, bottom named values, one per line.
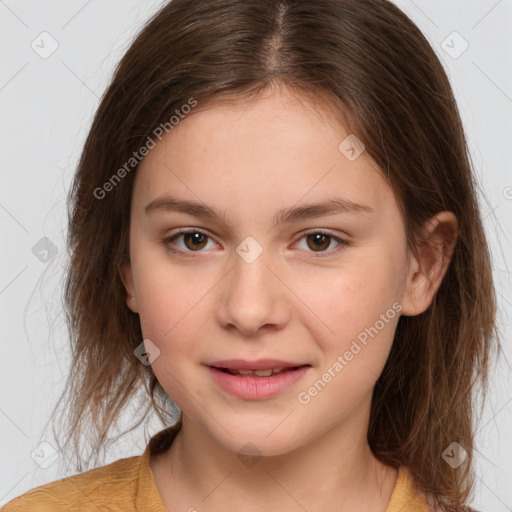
left=144, top=195, right=375, bottom=225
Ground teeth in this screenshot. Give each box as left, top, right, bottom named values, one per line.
left=254, top=369, right=273, bottom=377
left=225, top=367, right=288, bottom=377
left=238, top=369, right=258, bottom=376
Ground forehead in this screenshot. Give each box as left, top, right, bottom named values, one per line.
left=133, top=88, right=394, bottom=222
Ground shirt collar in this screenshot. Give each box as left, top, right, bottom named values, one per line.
left=135, top=423, right=182, bottom=512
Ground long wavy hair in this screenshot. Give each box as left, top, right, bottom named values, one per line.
left=48, top=1, right=501, bottom=511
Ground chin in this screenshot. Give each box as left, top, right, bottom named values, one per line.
left=208, top=420, right=307, bottom=458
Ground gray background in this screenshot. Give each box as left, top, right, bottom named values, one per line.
left=0, top=0, right=511, bottom=509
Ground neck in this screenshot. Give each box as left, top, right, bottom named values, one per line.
left=152, top=406, right=397, bottom=512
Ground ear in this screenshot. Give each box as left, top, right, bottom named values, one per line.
left=400, top=211, right=458, bottom=317
left=120, top=261, right=139, bottom=313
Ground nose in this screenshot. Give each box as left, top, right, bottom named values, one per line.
left=216, top=245, right=291, bottom=337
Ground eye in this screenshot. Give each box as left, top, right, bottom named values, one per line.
left=163, top=228, right=348, bottom=257
left=294, top=230, right=348, bottom=256
left=163, top=228, right=219, bottom=255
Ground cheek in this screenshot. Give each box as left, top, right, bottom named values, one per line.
left=297, top=260, right=401, bottom=337
left=133, top=250, right=203, bottom=334
left=299, top=278, right=400, bottom=408
left=134, top=270, right=205, bottom=406
left=288, top=252, right=403, bottom=382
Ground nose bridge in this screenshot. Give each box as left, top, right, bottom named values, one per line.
left=217, top=236, right=289, bottom=335
left=233, top=239, right=271, bottom=293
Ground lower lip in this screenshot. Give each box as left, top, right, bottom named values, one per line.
left=206, top=366, right=310, bottom=400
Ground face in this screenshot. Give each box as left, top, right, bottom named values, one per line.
left=121, top=86, right=427, bottom=457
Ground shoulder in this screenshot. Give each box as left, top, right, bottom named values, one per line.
left=387, top=466, right=483, bottom=512
left=387, top=466, right=431, bottom=512
left=1, top=453, right=142, bottom=511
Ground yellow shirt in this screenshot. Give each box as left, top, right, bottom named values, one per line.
left=2, top=424, right=430, bottom=511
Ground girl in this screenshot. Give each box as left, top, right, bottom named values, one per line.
left=2, top=0, right=500, bottom=511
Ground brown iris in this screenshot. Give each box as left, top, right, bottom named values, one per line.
left=306, top=233, right=331, bottom=252
left=183, top=232, right=208, bottom=251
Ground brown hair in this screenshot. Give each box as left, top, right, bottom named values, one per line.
left=48, top=1, right=501, bottom=510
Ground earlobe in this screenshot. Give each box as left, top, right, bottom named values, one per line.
left=120, top=262, right=139, bottom=313
left=400, top=211, right=458, bottom=317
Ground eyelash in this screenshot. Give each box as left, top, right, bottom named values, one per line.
left=162, top=228, right=349, bottom=258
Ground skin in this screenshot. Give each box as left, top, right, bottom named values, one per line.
left=121, top=84, right=458, bottom=512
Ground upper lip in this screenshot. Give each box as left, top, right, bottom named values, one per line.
left=206, top=359, right=309, bottom=370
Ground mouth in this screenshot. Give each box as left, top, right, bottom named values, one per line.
left=205, top=360, right=312, bottom=400
left=211, top=366, right=304, bottom=377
